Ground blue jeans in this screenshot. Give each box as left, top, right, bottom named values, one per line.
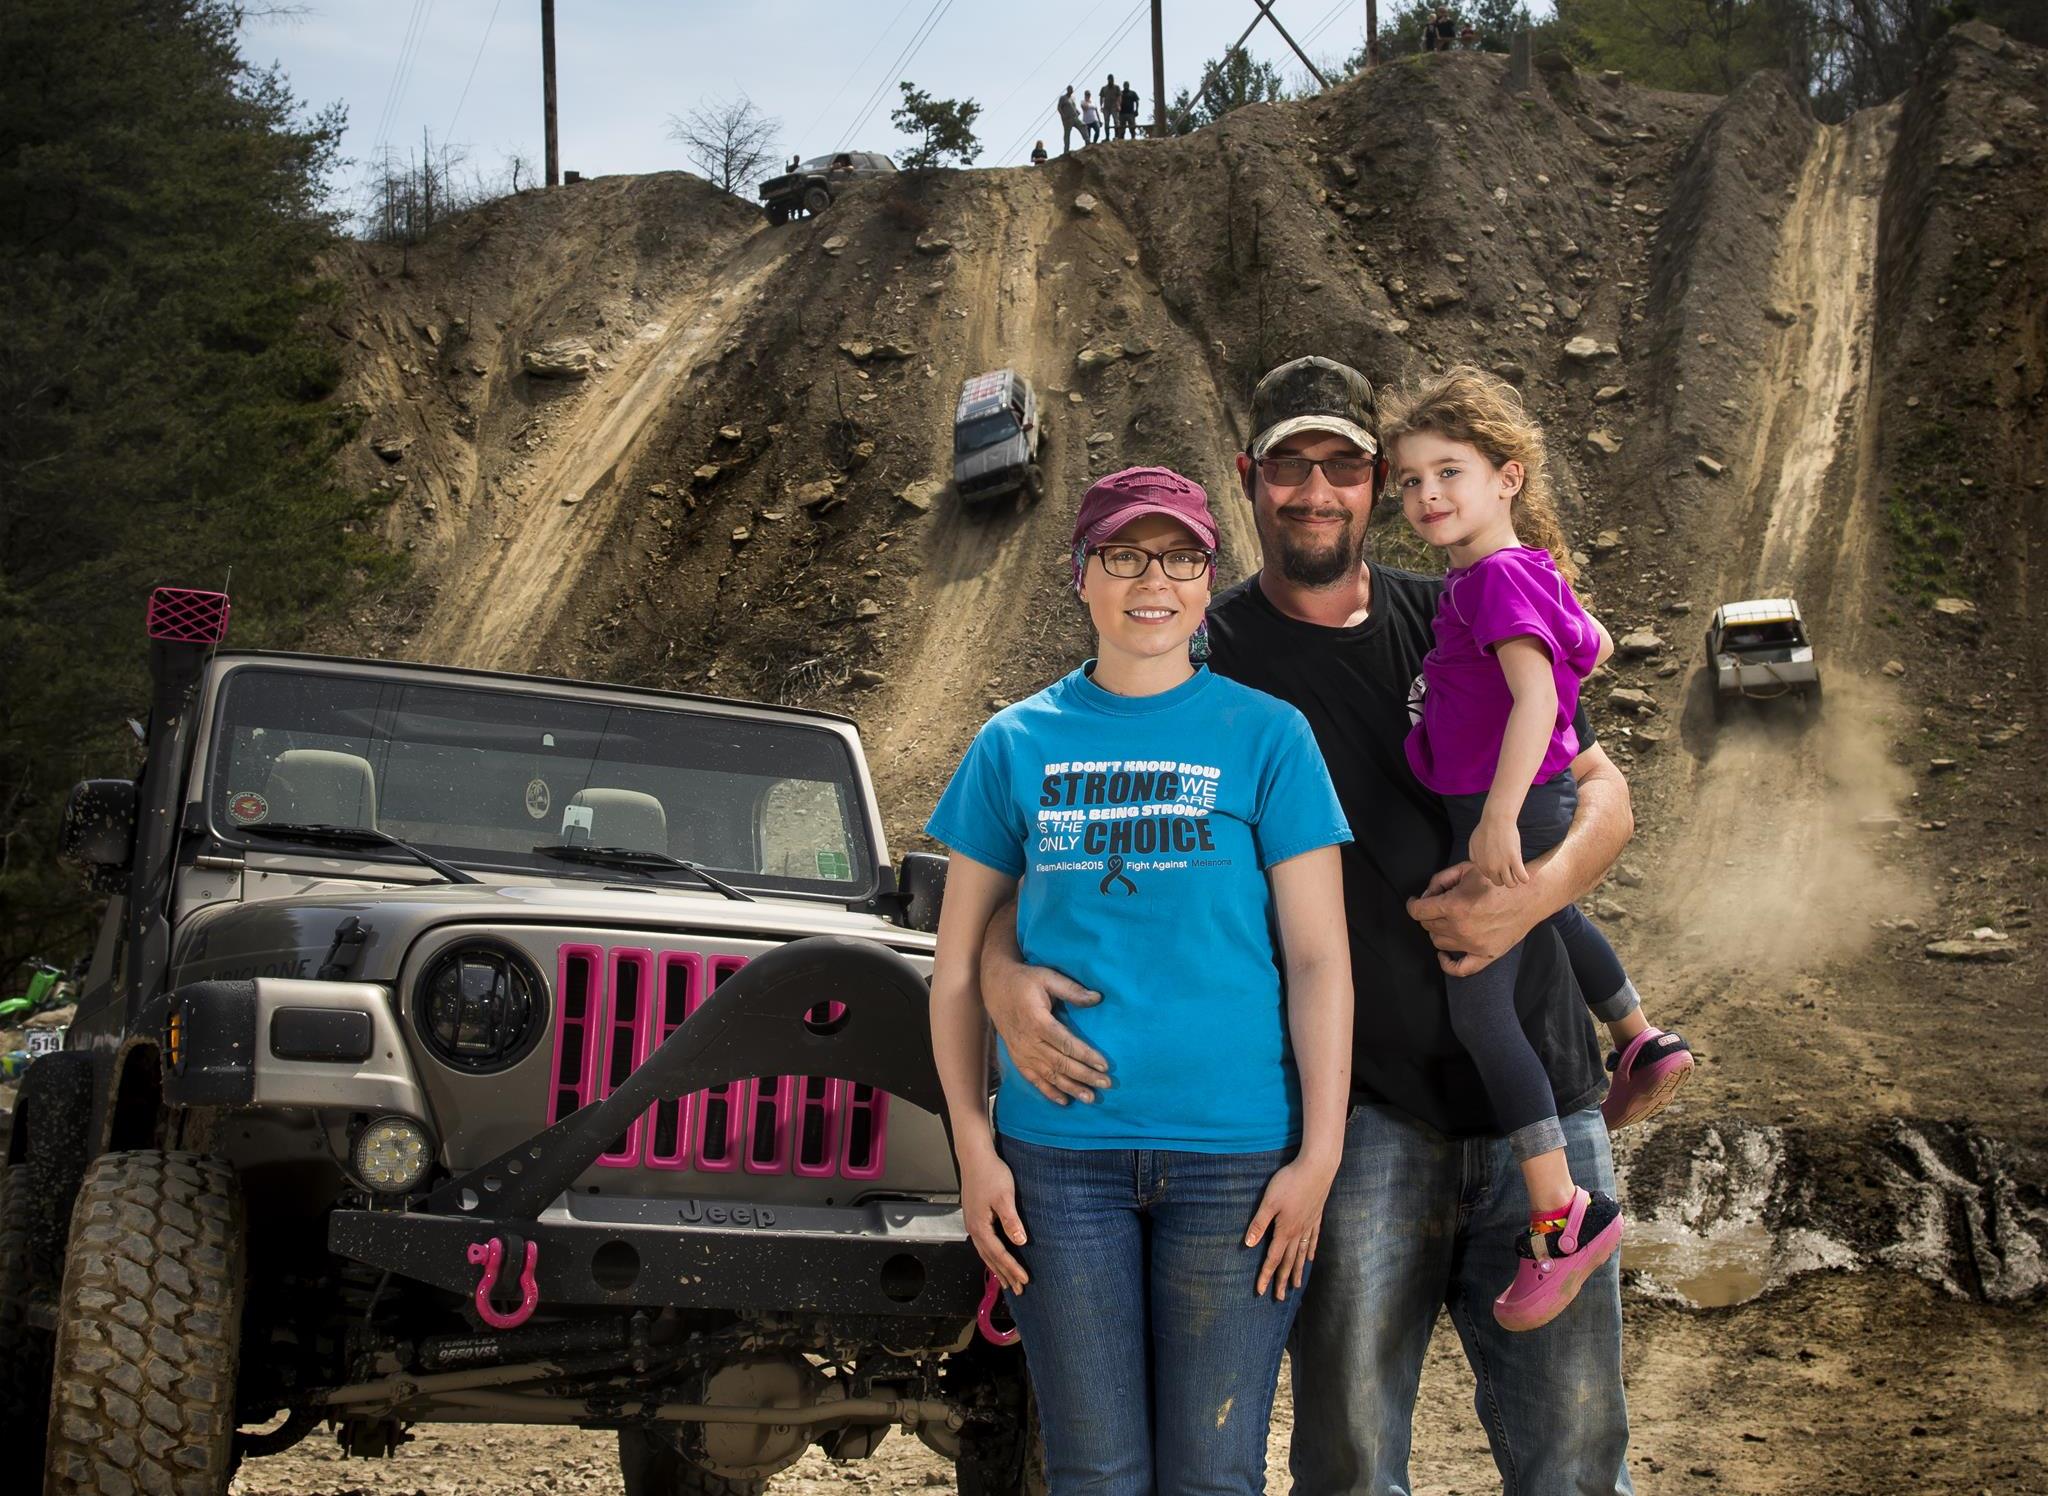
left=1444, top=773, right=1638, bottom=1162
left=1288, top=1104, right=1632, bottom=1496
left=999, top=1135, right=1303, bottom=1494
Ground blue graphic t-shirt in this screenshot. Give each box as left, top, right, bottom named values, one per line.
left=925, top=664, right=1353, bottom=1152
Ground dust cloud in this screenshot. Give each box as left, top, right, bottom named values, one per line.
left=1650, top=674, right=1926, bottom=976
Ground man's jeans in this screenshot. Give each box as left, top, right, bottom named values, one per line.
left=999, top=1136, right=1303, bottom=1494
left=1288, top=1105, right=1632, bottom=1496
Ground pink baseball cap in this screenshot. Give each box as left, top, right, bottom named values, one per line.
left=1071, top=466, right=1219, bottom=555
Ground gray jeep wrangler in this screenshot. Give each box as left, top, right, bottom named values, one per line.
left=4, top=588, right=1038, bottom=1495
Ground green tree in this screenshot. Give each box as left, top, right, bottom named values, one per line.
left=1556, top=0, right=1804, bottom=93
left=1164, top=47, right=1291, bottom=135
left=890, top=82, right=982, bottom=169
left=0, top=0, right=375, bottom=969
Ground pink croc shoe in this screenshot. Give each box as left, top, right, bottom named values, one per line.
left=1601, top=1027, right=1695, bottom=1131
left=1493, top=1188, right=1624, bottom=1332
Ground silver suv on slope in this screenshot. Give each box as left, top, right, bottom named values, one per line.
left=3, top=588, right=1039, bottom=1496
left=1705, top=596, right=1822, bottom=720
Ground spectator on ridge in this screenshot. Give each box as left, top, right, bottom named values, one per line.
left=1120, top=80, right=1140, bottom=139
left=1057, top=85, right=1080, bottom=154
left=1102, top=75, right=1121, bottom=139
left=1031, top=140, right=1048, bottom=167
left=1081, top=90, right=1100, bottom=144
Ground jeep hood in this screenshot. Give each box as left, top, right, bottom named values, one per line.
left=170, top=877, right=933, bottom=987
left=954, top=433, right=1028, bottom=485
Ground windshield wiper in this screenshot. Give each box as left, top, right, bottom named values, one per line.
left=240, top=823, right=482, bottom=885
left=532, top=844, right=755, bottom=902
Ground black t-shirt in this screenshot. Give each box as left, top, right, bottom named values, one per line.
left=1206, top=566, right=1606, bottom=1137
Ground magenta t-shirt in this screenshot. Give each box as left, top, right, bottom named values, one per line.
left=1405, top=547, right=1602, bottom=796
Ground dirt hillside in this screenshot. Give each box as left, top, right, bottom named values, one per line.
left=291, top=26, right=2048, bottom=1495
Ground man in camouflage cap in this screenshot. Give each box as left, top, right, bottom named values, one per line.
left=983, top=355, right=1638, bottom=1493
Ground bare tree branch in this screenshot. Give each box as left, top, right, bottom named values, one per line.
left=667, top=95, right=781, bottom=196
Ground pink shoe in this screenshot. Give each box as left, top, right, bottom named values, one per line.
left=1601, top=1027, right=1694, bottom=1131
left=1493, top=1188, right=1624, bottom=1332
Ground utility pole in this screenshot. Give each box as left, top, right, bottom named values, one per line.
left=1367, top=1, right=1380, bottom=67
left=1151, top=0, right=1167, bottom=137
left=1232, top=2, right=1329, bottom=91
left=541, top=0, right=559, bottom=187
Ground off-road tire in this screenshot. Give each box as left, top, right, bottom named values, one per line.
left=44, top=1151, right=245, bottom=1496
left=617, top=1428, right=766, bottom=1496
left=1024, top=463, right=1045, bottom=504
left=0, top=1163, right=53, bottom=1463
left=955, top=1359, right=1046, bottom=1496
left=802, top=184, right=832, bottom=216
left=766, top=203, right=788, bottom=225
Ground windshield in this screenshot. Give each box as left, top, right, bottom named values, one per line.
left=955, top=412, right=1020, bottom=454
left=1721, top=619, right=1806, bottom=652
left=203, top=666, right=874, bottom=895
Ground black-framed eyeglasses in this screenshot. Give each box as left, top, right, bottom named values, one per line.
left=1257, top=454, right=1375, bottom=488
left=1090, top=543, right=1215, bottom=581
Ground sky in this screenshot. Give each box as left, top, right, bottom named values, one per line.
left=245, top=0, right=1551, bottom=214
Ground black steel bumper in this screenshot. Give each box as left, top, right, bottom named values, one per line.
left=328, top=938, right=981, bottom=1321
left=329, top=1196, right=984, bottom=1315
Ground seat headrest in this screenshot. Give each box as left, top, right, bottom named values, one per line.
left=264, top=749, right=378, bottom=829
left=568, top=788, right=668, bottom=855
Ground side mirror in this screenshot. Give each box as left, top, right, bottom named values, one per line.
left=61, top=778, right=138, bottom=888
left=896, top=852, right=948, bottom=934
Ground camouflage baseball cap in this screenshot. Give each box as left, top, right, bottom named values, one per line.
left=1247, top=356, right=1380, bottom=459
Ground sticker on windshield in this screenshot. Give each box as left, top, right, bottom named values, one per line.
left=525, top=778, right=552, bottom=820
left=815, top=849, right=852, bottom=881
left=227, top=791, right=269, bottom=826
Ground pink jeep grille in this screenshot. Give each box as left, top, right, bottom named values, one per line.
left=547, top=944, right=889, bottom=1179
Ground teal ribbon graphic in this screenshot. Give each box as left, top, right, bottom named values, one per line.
left=1099, top=853, right=1137, bottom=896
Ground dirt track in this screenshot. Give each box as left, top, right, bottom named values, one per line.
left=1645, top=105, right=1919, bottom=979
left=415, top=236, right=791, bottom=673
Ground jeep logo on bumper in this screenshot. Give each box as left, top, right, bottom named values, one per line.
left=679, top=1199, right=776, bottom=1228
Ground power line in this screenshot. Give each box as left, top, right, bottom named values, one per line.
left=445, top=0, right=505, bottom=143
left=999, top=0, right=1147, bottom=165
left=984, top=6, right=1101, bottom=123
left=831, top=0, right=946, bottom=153
left=1302, top=0, right=1360, bottom=51
left=797, top=0, right=921, bottom=149
left=373, top=0, right=436, bottom=157
left=998, top=0, right=1145, bottom=163
left=834, top=0, right=958, bottom=154
left=369, top=0, right=429, bottom=155
left=392, top=0, right=441, bottom=149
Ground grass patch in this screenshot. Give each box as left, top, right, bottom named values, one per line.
left=1883, top=421, right=1975, bottom=603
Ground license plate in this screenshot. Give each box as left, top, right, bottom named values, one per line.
left=24, top=1029, right=64, bottom=1058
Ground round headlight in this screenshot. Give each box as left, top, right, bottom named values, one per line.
left=355, top=1116, right=432, bottom=1193
left=413, top=942, right=546, bottom=1074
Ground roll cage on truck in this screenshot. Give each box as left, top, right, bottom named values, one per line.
left=2, top=588, right=1041, bottom=1495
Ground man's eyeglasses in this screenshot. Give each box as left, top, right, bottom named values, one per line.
left=1090, top=544, right=1215, bottom=581
left=1257, top=454, right=1375, bottom=488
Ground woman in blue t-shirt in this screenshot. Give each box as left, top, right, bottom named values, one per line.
left=926, top=467, right=1354, bottom=1492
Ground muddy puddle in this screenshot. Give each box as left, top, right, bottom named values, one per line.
left=1615, top=1118, right=2046, bottom=1309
